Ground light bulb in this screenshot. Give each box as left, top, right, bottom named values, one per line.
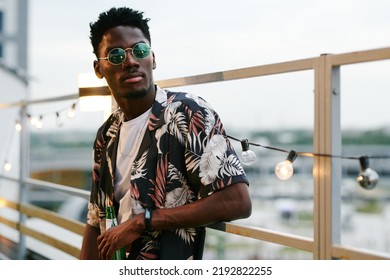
left=29, top=116, right=38, bottom=126
left=67, top=103, right=76, bottom=119
left=357, top=156, right=379, bottom=190
left=4, top=161, right=12, bottom=172
left=35, top=115, right=44, bottom=129
left=275, top=150, right=297, bottom=180
left=15, top=120, right=22, bottom=131
left=240, top=139, right=256, bottom=165
left=242, top=150, right=257, bottom=165
left=275, top=160, right=294, bottom=180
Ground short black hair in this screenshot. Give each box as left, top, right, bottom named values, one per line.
left=89, top=7, right=151, bottom=57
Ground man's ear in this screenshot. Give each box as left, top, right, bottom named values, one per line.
left=152, top=52, right=157, bottom=70
left=94, top=60, right=104, bottom=79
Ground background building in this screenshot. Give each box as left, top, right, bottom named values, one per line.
left=0, top=0, right=28, bottom=177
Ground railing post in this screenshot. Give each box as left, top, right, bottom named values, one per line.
left=313, top=54, right=341, bottom=259
left=17, top=103, right=29, bottom=259
left=329, top=64, right=342, bottom=255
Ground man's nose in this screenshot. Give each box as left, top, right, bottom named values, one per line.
left=122, top=49, right=139, bottom=67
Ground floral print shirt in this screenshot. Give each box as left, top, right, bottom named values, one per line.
left=87, top=86, right=249, bottom=259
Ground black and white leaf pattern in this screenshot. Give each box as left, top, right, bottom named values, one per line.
left=167, top=111, right=188, bottom=145
left=164, top=185, right=193, bottom=209
left=185, top=133, right=205, bottom=173
left=132, top=150, right=148, bottom=179
left=199, top=135, right=227, bottom=185
left=219, top=154, right=246, bottom=178
left=175, top=227, right=197, bottom=244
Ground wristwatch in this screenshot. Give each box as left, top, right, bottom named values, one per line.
left=144, top=208, right=153, bottom=232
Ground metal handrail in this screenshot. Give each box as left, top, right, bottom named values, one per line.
left=0, top=174, right=89, bottom=200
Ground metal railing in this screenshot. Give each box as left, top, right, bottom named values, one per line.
left=1, top=47, right=390, bottom=259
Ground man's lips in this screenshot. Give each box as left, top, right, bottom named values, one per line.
left=121, top=73, right=143, bottom=83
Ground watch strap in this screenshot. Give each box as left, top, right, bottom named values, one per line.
left=144, top=208, right=153, bottom=232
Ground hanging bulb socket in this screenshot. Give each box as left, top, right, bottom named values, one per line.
left=286, top=150, right=297, bottom=163
left=357, top=156, right=379, bottom=190
left=275, top=150, right=297, bottom=180
left=240, top=139, right=256, bottom=165
left=56, top=112, right=64, bottom=127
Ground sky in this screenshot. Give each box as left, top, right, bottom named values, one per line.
left=27, top=0, right=390, bottom=132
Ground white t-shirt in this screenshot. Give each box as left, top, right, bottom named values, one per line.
left=114, top=108, right=151, bottom=223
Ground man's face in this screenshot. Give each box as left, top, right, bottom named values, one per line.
left=94, top=25, right=156, bottom=100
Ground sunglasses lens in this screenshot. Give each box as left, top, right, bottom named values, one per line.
left=132, top=43, right=151, bottom=59
left=108, top=48, right=126, bottom=64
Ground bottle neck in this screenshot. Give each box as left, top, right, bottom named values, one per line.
left=106, top=206, right=116, bottom=218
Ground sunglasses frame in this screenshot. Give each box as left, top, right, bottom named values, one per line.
left=98, top=42, right=151, bottom=65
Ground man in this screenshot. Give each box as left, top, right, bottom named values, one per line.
left=80, top=7, right=251, bottom=260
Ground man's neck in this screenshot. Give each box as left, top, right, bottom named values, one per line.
left=117, top=86, right=156, bottom=121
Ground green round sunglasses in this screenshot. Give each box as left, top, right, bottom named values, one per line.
left=98, top=42, right=151, bottom=65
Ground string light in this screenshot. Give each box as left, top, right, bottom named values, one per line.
left=2, top=124, right=17, bottom=173
left=227, top=135, right=385, bottom=190
left=357, top=156, right=379, bottom=190
left=22, top=102, right=77, bottom=129
left=240, top=139, right=256, bottom=165
left=2, top=102, right=76, bottom=171
left=275, top=150, right=297, bottom=180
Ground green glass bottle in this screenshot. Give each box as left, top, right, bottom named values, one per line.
left=105, top=206, right=126, bottom=260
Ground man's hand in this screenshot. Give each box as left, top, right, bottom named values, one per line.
left=97, top=213, right=144, bottom=259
